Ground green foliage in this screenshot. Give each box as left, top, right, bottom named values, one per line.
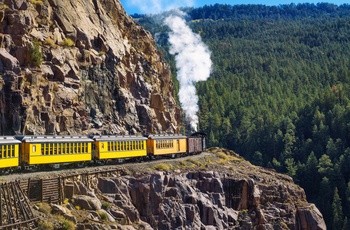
left=62, top=38, right=75, bottom=47
left=61, top=219, right=75, bottom=230
left=137, top=4, right=350, bottom=229
left=29, top=39, right=43, bottom=67
left=38, top=220, right=54, bottom=230
left=98, top=211, right=108, bottom=221
left=332, top=187, right=343, bottom=230
left=153, top=163, right=172, bottom=171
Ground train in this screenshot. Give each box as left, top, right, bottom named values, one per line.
left=0, top=133, right=206, bottom=172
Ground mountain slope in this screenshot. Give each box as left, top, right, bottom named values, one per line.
left=0, top=0, right=180, bottom=135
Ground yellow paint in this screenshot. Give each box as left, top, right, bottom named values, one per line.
left=28, top=153, right=91, bottom=165
left=97, top=140, right=147, bottom=159
left=0, top=158, right=19, bottom=168
left=23, top=142, right=92, bottom=165
left=148, top=138, right=187, bottom=156
left=0, top=144, right=19, bottom=168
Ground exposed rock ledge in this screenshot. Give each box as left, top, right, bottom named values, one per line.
left=28, top=149, right=326, bottom=230
left=0, top=0, right=180, bottom=135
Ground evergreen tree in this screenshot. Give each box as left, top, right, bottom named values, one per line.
left=332, top=187, right=343, bottom=230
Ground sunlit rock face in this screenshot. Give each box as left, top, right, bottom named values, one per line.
left=0, top=0, right=180, bottom=135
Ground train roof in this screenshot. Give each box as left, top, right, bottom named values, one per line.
left=92, top=135, right=147, bottom=141
left=16, top=135, right=93, bottom=143
left=190, top=132, right=207, bottom=137
left=147, top=134, right=187, bottom=140
left=0, top=136, right=21, bottom=144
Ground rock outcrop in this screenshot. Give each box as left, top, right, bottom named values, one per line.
left=0, top=0, right=180, bottom=135
left=92, top=172, right=326, bottom=230
left=26, top=149, right=325, bottom=230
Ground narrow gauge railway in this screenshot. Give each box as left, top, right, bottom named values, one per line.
left=0, top=133, right=206, bottom=174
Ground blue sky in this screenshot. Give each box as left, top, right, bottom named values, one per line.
left=120, top=0, right=348, bottom=14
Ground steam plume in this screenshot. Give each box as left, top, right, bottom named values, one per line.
left=164, top=11, right=212, bottom=131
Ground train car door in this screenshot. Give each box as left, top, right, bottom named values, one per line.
left=177, top=140, right=180, bottom=152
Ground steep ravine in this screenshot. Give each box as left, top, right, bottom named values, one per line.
left=0, top=0, right=180, bottom=135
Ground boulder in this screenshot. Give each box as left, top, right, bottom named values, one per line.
left=73, top=195, right=102, bottom=211
left=0, top=48, right=20, bottom=73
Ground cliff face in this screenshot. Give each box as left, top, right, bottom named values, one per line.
left=0, top=0, right=180, bottom=135
left=24, top=149, right=325, bottom=230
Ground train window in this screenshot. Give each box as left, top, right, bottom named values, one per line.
left=61, top=143, right=64, bottom=154
left=41, top=144, right=44, bottom=155
left=86, top=143, right=88, bottom=153
left=33, top=145, right=36, bottom=153
left=45, top=143, right=48, bottom=155
left=108, top=142, right=110, bottom=151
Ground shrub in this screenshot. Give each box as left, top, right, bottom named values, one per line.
left=44, top=37, right=56, bottom=47
left=62, top=38, right=75, bottom=47
left=101, top=201, right=111, bottom=210
left=61, top=219, right=75, bottom=230
left=98, top=211, right=108, bottom=221
left=29, top=39, right=43, bottom=67
left=38, top=220, right=54, bottom=230
left=153, top=163, right=172, bottom=171
left=36, top=202, right=51, bottom=214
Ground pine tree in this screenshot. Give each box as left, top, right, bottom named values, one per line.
left=332, top=187, right=343, bottom=230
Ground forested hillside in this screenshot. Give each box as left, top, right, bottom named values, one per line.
left=134, top=3, right=350, bottom=229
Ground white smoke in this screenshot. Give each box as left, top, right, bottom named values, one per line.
left=164, top=10, right=212, bottom=131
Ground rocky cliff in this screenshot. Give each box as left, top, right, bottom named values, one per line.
left=0, top=0, right=180, bottom=135
left=25, top=148, right=326, bottom=230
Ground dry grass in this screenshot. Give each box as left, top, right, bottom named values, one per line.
left=44, top=37, right=56, bottom=48
left=153, top=163, right=172, bottom=171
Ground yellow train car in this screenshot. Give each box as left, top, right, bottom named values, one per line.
left=17, top=136, right=93, bottom=165
left=0, top=136, right=21, bottom=169
left=147, top=134, right=187, bottom=156
left=93, top=135, right=147, bottom=160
